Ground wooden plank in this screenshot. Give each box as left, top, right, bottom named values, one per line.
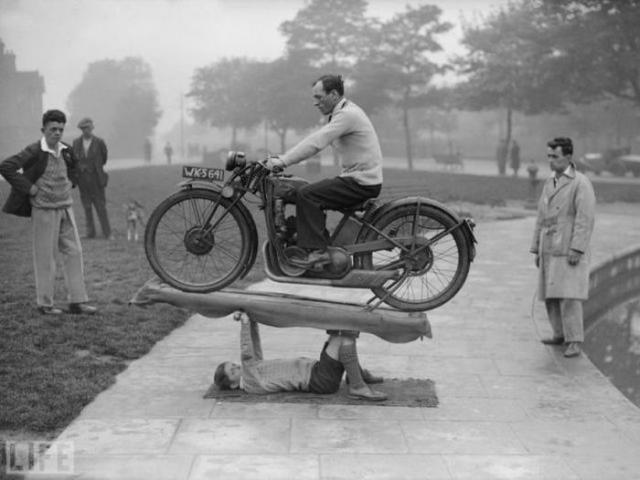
left=130, top=279, right=431, bottom=344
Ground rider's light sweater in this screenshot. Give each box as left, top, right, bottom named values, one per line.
left=240, top=319, right=316, bottom=394
left=280, top=98, right=383, bottom=186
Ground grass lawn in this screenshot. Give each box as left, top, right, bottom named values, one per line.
left=1, top=160, right=638, bottom=460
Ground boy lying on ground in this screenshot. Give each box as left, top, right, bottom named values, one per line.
left=214, top=311, right=387, bottom=401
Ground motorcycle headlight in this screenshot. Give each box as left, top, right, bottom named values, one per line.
left=221, top=185, right=235, bottom=198
left=226, top=151, right=246, bottom=171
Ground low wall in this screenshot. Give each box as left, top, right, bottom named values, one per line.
left=585, top=246, right=640, bottom=332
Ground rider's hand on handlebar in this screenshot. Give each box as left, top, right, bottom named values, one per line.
left=263, top=155, right=285, bottom=172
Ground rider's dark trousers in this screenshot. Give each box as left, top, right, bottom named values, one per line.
left=295, top=176, right=381, bottom=250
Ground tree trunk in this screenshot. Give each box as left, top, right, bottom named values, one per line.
left=231, top=126, right=238, bottom=149
left=402, top=99, right=413, bottom=171
left=429, top=125, right=435, bottom=157
left=279, top=128, right=288, bottom=153
left=498, top=106, right=513, bottom=176
left=506, top=107, right=513, bottom=146
left=263, top=120, right=269, bottom=152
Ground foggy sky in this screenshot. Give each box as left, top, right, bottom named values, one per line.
left=0, top=0, right=506, bottom=135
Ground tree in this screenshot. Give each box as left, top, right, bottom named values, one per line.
left=279, top=0, right=375, bottom=165
left=537, top=0, right=640, bottom=106
left=279, top=0, right=371, bottom=72
left=455, top=2, right=566, bottom=172
left=258, top=55, right=320, bottom=153
left=188, top=58, right=264, bottom=148
left=67, top=57, right=161, bottom=158
left=366, top=4, right=452, bottom=169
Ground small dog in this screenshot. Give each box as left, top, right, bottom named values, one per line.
left=124, top=200, right=145, bottom=242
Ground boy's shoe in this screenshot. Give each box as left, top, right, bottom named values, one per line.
left=38, top=306, right=64, bottom=315
left=347, top=385, right=388, bottom=401
left=68, top=303, right=97, bottom=315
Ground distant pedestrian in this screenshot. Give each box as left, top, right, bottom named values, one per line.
left=530, top=137, right=595, bottom=358
left=144, top=138, right=152, bottom=164
left=72, top=117, right=111, bottom=239
left=496, top=138, right=508, bottom=176
left=164, top=141, right=173, bottom=165
left=0, top=109, right=97, bottom=315
left=510, top=140, right=521, bottom=177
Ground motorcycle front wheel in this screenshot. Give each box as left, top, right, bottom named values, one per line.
left=356, top=204, right=472, bottom=312
left=144, top=189, right=253, bottom=293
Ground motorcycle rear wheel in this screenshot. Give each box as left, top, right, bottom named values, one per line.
left=357, top=204, right=472, bottom=311
left=144, top=189, right=253, bottom=293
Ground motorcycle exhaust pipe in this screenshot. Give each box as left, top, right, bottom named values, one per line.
left=264, top=262, right=403, bottom=288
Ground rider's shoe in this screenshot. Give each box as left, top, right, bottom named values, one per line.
left=288, top=249, right=331, bottom=268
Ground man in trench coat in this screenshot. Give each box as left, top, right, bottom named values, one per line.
left=530, top=137, right=596, bottom=358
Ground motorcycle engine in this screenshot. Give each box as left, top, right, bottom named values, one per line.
left=325, top=247, right=350, bottom=276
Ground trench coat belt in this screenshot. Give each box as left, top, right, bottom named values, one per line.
left=540, top=217, right=557, bottom=228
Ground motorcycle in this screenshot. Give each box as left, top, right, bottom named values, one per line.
left=144, top=151, right=477, bottom=312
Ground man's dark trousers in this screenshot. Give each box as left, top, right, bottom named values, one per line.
left=79, top=173, right=111, bottom=238
left=295, top=176, right=380, bottom=250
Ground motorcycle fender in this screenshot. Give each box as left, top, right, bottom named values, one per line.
left=365, top=196, right=459, bottom=225
left=363, top=196, right=477, bottom=261
left=177, top=179, right=223, bottom=192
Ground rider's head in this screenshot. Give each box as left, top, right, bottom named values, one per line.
left=312, top=74, right=344, bottom=116
left=214, top=361, right=242, bottom=390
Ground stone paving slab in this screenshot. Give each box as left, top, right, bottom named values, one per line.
left=28, top=205, right=640, bottom=479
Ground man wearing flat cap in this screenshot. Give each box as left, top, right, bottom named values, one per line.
left=72, top=117, right=111, bottom=239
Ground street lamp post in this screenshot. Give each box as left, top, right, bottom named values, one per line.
left=180, top=92, right=185, bottom=161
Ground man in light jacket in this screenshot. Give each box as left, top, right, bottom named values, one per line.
left=530, top=137, right=596, bottom=357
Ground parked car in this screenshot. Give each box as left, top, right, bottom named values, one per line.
left=575, top=147, right=630, bottom=176
left=618, top=154, right=640, bottom=177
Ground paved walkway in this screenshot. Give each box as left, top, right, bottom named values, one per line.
left=37, top=206, right=640, bottom=480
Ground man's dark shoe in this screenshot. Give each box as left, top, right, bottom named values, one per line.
left=564, top=342, right=582, bottom=358
left=361, top=368, right=384, bottom=384
left=68, top=303, right=97, bottom=315
left=38, top=306, right=64, bottom=315
left=541, top=336, right=565, bottom=345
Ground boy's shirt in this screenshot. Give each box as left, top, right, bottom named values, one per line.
left=239, top=319, right=315, bottom=394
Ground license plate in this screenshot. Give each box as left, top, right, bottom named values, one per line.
left=181, top=166, right=225, bottom=181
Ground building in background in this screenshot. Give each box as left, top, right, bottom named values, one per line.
left=0, top=39, right=44, bottom=157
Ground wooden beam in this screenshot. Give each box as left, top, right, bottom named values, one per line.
left=130, top=279, right=431, bottom=344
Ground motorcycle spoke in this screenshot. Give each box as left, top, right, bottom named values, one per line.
left=151, top=196, right=245, bottom=287
left=363, top=207, right=467, bottom=309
